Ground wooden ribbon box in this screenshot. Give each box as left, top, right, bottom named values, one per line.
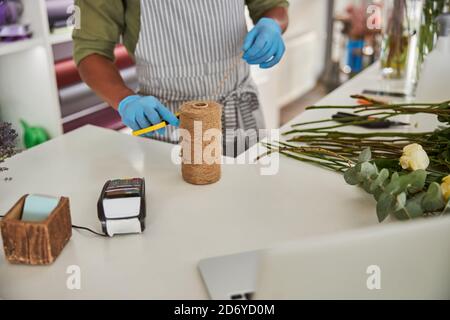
left=1, top=195, right=72, bottom=265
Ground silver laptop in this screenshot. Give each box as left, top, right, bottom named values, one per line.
left=198, top=216, right=450, bottom=300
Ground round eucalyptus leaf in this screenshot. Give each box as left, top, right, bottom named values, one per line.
left=395, top=192, right=407, bottom=211
left=405, top=192, right=426, bottom=218
left=358, top=148, right=372, bottom=163
left=362, top=178, right=373, bottom=193
left=370, top=168, right=389, bottom=192
left=344, top=167, right=359, bottom=185
left=384, top=177, right=401, bottom=195
left=406, top=170, right=427, bottom=194
left=357, top=162, right=377, bottom=180
left=377, top=193, right=395, bottom=222
left=391, top=172, right=400, bottom=182
left=373, top=187, right=385, bottom=201
left=422, top=182, right=446, bottom=212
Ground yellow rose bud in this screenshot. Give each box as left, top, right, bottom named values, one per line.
left=399, top=143, right=430, bottom=171
left=441, top=175, right=450, bottom=201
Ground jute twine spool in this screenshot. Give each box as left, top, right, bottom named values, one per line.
left=180, top=101, right=222, bottom=185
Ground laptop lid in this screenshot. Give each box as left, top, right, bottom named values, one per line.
left=255, top=217, right=450, bottom=299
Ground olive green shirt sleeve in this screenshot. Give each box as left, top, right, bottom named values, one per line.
left=245, top=0, right=289, bottom=23
left=72, top=0, right=140, bottom=65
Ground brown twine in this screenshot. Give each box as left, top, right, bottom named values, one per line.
left=177, top=52, right=241, bottom=184
left=179, top=101, right=223, bottom=185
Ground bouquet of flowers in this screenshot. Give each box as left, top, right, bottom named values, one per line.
left=262, top=97, right=450, bottom=222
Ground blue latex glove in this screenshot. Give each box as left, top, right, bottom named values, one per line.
left=242, top=18, right=285, bottom=69
left=118, top=95, right=179, bottom=136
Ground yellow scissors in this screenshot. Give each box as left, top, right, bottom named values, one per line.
left=132, top=112, right=180, bottom=136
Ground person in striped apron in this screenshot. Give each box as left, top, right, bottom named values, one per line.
left=74, top=0, right=289, bottom=157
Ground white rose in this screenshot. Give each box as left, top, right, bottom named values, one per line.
left=399, top=143, right=429, bottom=171
left=441, top=175, right=450, bottom=201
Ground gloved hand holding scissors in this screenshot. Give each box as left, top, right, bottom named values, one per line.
left=118, top=95, right=179, bottom=136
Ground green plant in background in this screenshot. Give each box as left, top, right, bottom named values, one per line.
left=260, top=96, right=450, bottom=222
left=0, top=121, right=18, bottom=180
left=20, top=119, right=50, bottom=149
left=418, top=0, right=450, bottom=68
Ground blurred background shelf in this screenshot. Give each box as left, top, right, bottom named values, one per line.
left=49, top=28, right=72, bottom=45
left=0, top=38, right=43, bottom=56
left=0, top=0, right=63, bottom=147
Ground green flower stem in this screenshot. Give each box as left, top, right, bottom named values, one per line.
left=284, top=131, right=432, bottom=138
left=286, top=132, right=437, bottom=147
left=303, top=141, right=404, bottom=153
left=289, top=140, right=404, bottom=151
left=291, top=112, right=395, bottom=127
left=288, top=151, right=349, bottom=168
left=354, top=108, right=450, bottom=115
left=275, top=142, right=353, bottom=162
left=288, top=115, right=399, bottom=133
left=305, top=101, right=448, bottom=111
left=263, top=143, right=351, bottom=170
left=279, top=151, right=344, bottom=172
left=289, top=137, right=413, bottom=144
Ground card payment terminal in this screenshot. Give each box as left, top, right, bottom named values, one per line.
left=97, top=178, right=146, bottom=237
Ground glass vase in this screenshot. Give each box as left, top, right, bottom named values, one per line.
left=418, top=0, right=450, bottom=70
left=380, top=0, right=424, bottom=83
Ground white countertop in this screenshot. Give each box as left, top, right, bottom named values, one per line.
left=0, top=64, right=442, bottom=299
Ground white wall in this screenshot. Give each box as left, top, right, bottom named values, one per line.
left=251, top=0, right=328, bottom=129
left=283, top=0, right=328, bottom=78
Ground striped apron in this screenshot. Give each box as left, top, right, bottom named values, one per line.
left=135, top=0, right=265, bottom=157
